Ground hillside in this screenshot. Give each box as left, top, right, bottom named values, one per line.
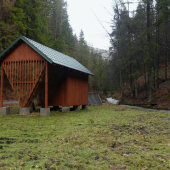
left=113, top=63, right=170, bottom=110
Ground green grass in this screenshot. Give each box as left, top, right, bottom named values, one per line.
left=0, top=104, right=170, bottom=170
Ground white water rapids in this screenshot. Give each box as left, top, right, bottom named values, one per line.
left=106, top=97, right=119, bottom=105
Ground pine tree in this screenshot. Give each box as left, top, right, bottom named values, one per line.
left=0, top=0, right=25, bottom=52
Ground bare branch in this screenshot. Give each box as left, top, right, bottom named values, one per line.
left=91, top=9, right=114, bottom=42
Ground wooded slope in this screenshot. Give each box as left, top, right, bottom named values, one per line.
left=110, top=0, right=170, bottom=104
left=114, top=62, right=170, bottom=109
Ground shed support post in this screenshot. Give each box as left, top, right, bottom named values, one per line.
left=45, top=61, right=48, bottom=108
left=62, top=107, right=70, bottom=112
left=82, top=105, right=88, bottom=110
left=73, top=106, right=80, bottom=111
left=1, top=63, right=3, bottom=107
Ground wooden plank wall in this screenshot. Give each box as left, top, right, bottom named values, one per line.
left=2, top=42, right=46, bottom=107
left=48, top=64, right=68, bottom=106
left=67, top=69, right=88, bottom=106
left=49, top=68, right=88, bottom=106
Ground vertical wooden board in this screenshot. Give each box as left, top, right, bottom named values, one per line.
left=33, top=61, right=34, bottom=83
left=62, top=77, right=67, bottom=105
left=28, top=61, right=29, bottom=82
left=25, top=61, right=26, bottom=103
left=85, top=74, right=88, bottom=103
left=68, top=71, right=74, bottom=106
left=81, top=75, right=84, bottom=103
left=45, top=61, right=48, bottom=108
left=72, top=71, right=76, bottom=104
left=16, top=62, right=18, bottom=97
left=82, top=74, right=85, bottom=103
left=66, top=70, right=73, bottom=105
left=80, top=74, right=84, bottom=104
left=27, top=41, right=29, bottom=59
left=82, top=75, right=85, bottom=102
left=66, top=72, right=69, bottom=105
left=74, top=71, right=78, bottom=105
left=1, top=64, right=4, bottom=107
left=15, top=61, right=16, bottom=87
left=77, top=72, right=81, bottom=104
left=68, top=70, right=76, bottom=105
left=78, top=74, right=82, bottom=103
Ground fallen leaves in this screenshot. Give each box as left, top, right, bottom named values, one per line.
left=114, top=108, right=126, bottom=111
left=0, top=164, right=6, bottom=167
left=50, top=157, right=58, bottom=163
left=19, top=161, right=24, bottom=166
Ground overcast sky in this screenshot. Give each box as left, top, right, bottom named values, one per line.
left=67, top=0, right=113, bottom=50
left=67, top=0, right=138, bottom=50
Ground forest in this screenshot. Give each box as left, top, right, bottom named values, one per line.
left=0, top=0, right=170, bottom=104
left=0, top=0, right=112, bottom=94
left=110, top=0, right=170, bottom=105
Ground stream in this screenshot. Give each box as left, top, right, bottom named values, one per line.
left=107, top=97, right=170, bottom=113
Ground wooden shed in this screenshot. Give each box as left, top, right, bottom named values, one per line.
left=0, top=35, right=93, bottom=114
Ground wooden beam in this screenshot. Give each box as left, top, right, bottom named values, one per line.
left=20, top=61, right=21, bottom=106
left=25, top=61, right=26, bottom=105
left=1, top=63, right=4, bottom=107
left=24, top=64, right=45, bottom=107
left=33, top=61, right=34, bottom=84
left=45, top=61, right=48, bottom=108
left=22, top=61, right=24, bottom=107
left=15, top=61, right=16, bottom=91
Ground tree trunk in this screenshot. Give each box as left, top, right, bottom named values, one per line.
left=129, top=64, right=133, bottom=96
left=165, top=20, right=168, bottom=81
left=120, top=70, right=124, bottom=97
left=156, top=11, right=160, bottom=88
left=134, top=76, right=138, bottom=98
left=147, top=0, right=152, bottom=102
left=144, top=67, right=147, bottom=98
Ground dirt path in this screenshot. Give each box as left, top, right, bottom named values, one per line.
left=121, top=104, right=170, bottom=113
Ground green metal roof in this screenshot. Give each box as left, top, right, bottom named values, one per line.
left=0, top=35, right=94, bottom=76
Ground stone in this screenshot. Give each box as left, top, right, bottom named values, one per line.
left=19, top=108, right=30, bottom=115
left=0, top=107, right=10, bottom=115
left=40, top=108, right=50, bottom=116
left=29, top=107, right=33, bottom=113
left=82, top=105, right=88, bottom=110
left=62, top=106, right=70, bottom=112
left=73, top=106, right=80, bottom=111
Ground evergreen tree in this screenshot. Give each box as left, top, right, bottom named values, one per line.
left=0, top=0, right=25, bottom=52
left=77, top=30, right=89, bottom=67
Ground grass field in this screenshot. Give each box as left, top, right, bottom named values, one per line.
left=0, top=104, right=170, bottom=170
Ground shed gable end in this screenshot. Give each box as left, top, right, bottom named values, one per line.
left=3, top=42, right=45, bottom=62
